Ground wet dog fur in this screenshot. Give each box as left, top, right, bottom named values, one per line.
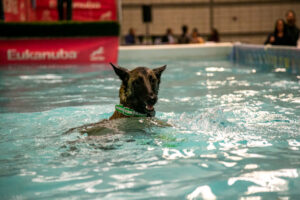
left=66, top=63, right=167, bottom=135
left=109, top=63, right=166, bottom=120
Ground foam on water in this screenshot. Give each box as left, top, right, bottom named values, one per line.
left=0, top=60, right=300, bottom=199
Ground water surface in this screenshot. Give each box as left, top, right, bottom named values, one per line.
left=0, top=59, right=300, bottom=199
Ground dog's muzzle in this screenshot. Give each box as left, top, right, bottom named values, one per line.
left=147, top=110, right=156, bottom=117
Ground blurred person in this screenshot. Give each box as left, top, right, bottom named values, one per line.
left=138, top=35, right=144, bottom=44
left=58, top=0, right=72, bottom=20
left=153, top=36, right=162, bottom=45
left=31, top=0, right=36, bottom=9
left=285, top=10, right=299, bottom=46
left=264, top=19, right=288, bottom=46
left=125, top=28, right=136, bottom=45
left=178, top=25, right=190, bottom=44
left=162, top=28, right=175, bottom=44
left=190, top=28, right=205, bottom=44
left=0, top=0, right=4, bottom=21
left=208, top=28, right=220, bottom=42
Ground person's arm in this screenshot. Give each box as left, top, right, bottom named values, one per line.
left=264, top=33, right=274, bottom=45
left=297, top=33, right=300, bottom=48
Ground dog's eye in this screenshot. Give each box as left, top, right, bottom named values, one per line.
left=138, top=77, right=143, bottom=83
left=133, top=77, right=143, bottom=86
left=149, top=76, right=154, bottom=83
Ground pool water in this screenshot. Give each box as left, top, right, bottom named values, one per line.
left=0, top=59, right=300, bottom=199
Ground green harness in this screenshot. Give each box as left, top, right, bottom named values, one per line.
left=115, top=104, right=147, bottom=117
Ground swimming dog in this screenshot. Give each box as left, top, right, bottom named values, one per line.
left=109, top=63, right=166, bottom=120
left=66, top=63, right=167, bottom=135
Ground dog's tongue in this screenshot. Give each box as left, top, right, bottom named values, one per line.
left=146, top=104, right=154, bottom=111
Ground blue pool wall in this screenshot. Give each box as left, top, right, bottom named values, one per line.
left=233, top=44, right=300, bottom=74
left=119, top=43, right=300, bottom=74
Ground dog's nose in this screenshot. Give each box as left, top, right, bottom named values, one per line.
left=147, top=94, right=157, bottom=105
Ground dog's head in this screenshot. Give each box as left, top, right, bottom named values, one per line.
left=110, top=63, right=166, bottom=117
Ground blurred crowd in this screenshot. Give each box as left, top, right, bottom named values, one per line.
left=264, top=10, right=299, bottom=47
left=124, top=26, right=219, bottom=45
left=124, top=9, right=299, bottom=47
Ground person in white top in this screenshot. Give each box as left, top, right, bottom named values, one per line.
left=162, top=28, right=175, bottom=44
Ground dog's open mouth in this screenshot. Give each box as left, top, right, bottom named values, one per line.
left=145, top=104, right=155, bottom=117
left=146, top=104, right=154, bottom=111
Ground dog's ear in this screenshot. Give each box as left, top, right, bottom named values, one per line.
left=110, top=63, right=129, bottom=82
left=153, top=65, right=167, bottom=80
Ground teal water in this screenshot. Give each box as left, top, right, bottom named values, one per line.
left=0, top=59, right=300, bottom=200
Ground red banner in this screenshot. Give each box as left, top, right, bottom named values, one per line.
left=3, top=0, right=27, bottom=22
left=4, top=0, right=117, bottom=22
left=34, top=0, right=58, bottom=21
left=35, top=0, right=57, bottom=8
left=72, top=0, right=117, bottom=21
left=0, top=37, right=118, bottom=65
left=34, top=9, right=58, bottom=21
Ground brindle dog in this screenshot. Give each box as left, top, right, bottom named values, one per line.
left=66, top=63, right=167, bottom=135
left=109, top=63, right=166, bottom=119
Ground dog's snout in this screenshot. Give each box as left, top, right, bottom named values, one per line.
left=149, top=92, right=155, bottom=98
left=147, top=93, right=157, bottom=105
left=149, top=92, right=156, bottom=100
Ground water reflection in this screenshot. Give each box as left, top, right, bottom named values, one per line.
left=187, top=185, right=216, bottom=200
left=228, top=169, right=298, bottom=195
left=1, top=60, right=300, bottom=199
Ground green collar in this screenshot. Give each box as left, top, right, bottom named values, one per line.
left=115, top=104, right=147, bottom=117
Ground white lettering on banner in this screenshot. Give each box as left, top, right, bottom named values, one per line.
left=3, top=0, right=18, bottom=14
left=49, top=0, right=57, bottom=8
left=7, top=49, right=78, bottom=61
left=73, top=1, right=101, bottom=9
left=100, top=11, right=112, bottom=20
left=42, top=10, right=52, bottom=21
left=90, top=47, right=105, bottom=61
left=20, top=1, right=26, bottom=21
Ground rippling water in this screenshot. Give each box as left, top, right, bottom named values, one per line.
left=0, top=59, right=300, bottom=199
